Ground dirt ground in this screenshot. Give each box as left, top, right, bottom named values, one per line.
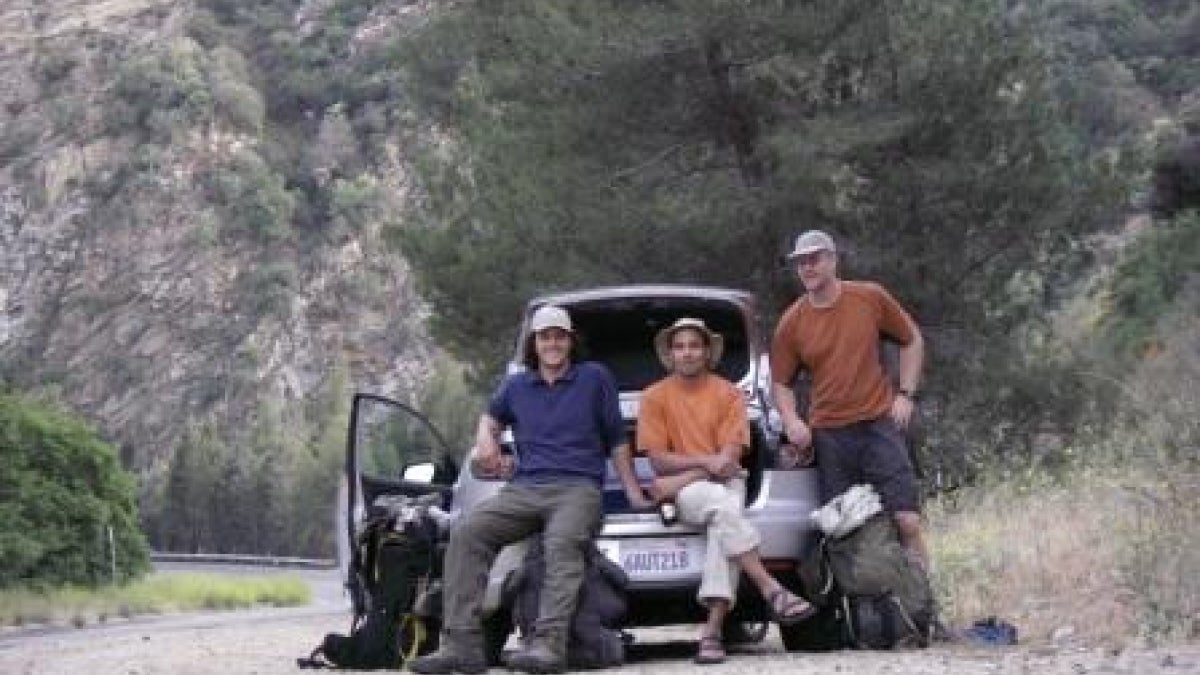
left=2, top=608, right=1198, bottom=675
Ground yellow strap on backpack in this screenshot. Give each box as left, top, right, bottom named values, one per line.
left=399, top=614, right=426, bottom=662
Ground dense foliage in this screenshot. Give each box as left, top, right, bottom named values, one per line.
left=0, top=393, right=149, bottom=588
left=391, top=0, right=1132, bottom=479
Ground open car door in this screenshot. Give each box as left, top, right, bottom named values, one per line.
left=342, top=393, right=458, bottom=616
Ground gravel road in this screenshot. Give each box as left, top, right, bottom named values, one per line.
left=4, top=609, right=1198, bottom=675
left=1, top=568, right=1197, bottom=674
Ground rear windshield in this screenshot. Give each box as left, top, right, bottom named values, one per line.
left=560, top=297, right=751, bottom=391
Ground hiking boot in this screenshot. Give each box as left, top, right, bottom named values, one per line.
left=408, top=630, right=487, bottom=675
left=503, top=632, right=566, bottom=674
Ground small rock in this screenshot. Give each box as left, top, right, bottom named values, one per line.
left=1052, top=625, right=1076, bottom=644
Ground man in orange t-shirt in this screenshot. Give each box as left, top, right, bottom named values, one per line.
left=770, top=229, right=929, bottom=570
left=613, top=318, right=815, bottom=665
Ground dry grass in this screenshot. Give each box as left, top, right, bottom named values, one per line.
left=930, top=299, right=1200, bottom=647
left=0, top=573, right=311, bottom=628
left=929, top=470, right=1132, bottom=644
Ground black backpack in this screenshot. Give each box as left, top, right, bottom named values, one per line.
left=300, top=496, right=440, bottom=670
left=799, top=514, right=934, bottom=649
left=508, top=535, right=629, bottom=669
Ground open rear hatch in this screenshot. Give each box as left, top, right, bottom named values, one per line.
left=553, top=293, right=753, bottom=392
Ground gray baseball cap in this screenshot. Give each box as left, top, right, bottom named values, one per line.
left=786, top=230, right=837, bottom=258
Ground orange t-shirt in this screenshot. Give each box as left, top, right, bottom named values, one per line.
left=636, top=373, right=749, bottom=456
left=770, top=281, right=916, bottom=428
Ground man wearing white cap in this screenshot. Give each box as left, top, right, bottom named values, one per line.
left=412, top=305, right=626, bottom=675
left=769, top=230, right=930, bottom=570
left=612, top=318, right=816, bottom=665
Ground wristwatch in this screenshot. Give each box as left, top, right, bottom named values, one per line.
left=898, top=388, right=918, bottom=400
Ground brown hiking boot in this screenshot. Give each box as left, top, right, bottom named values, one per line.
left=408, top=630, right=487, bottom=675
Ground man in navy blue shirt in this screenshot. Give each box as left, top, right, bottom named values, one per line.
left=411, top=305, right=626, bottom=675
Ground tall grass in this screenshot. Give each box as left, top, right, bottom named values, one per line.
left=929, top=465, right=1198, bottom=645
left=0, top=573, right=311, bottom=628
left=930, top=298, right=1200, bottom=645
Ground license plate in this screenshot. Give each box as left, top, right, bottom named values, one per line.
left=596, top=537, right=704, bottom=577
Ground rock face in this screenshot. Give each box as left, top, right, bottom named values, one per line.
left=0, top=0, right=436, bottom=471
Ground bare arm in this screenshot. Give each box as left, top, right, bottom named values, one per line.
left=612, top=443, right=652, bottom=510
left=646, top=449, right=714, bottom=477
left=772, top=381, right=812, bottom=450
left=891, top=325, right=924, bottom=429
left=897, top=326, right=924, bottom=396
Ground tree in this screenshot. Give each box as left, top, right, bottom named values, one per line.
left=159, top=424, right=224, bottom=553
left=390, top=0, right=1124, bottom=475
left=0, top=394, right=149, bottom=588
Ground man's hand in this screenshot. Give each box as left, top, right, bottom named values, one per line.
left=783, top=417, right=812, bottom=450
left=705, top=453, right=742, bottom=480
left=890, top=393, right=915, bottom=430
left=625, top=486, right=653, bottom=511
left=778, top=442, right=815, bottom=469
left=647, top=469, right=706, bottom=503
left=469, top=440, right=509, bottom=478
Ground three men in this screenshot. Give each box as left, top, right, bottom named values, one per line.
left=613, top=318, right=815, bottom=665
left=770, top=229, right=930, bottom=570
left=410, top=305, right=626, bottom=675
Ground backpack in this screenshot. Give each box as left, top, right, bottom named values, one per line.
left=509, top=535, right=629, bottom=669
left=799, top=514, right=934, bottom=649
left=300, top=495, right=441, bottom=670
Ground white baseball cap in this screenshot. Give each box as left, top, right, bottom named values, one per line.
left=529, top=305, right=573, bottom=333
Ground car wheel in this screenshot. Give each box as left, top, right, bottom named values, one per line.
left=723, top=620, right=770, bottom=644
left=779, top=602, right=845, bottom=652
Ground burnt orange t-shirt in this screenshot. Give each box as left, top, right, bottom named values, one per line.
left=770, top=281, right=916, bottom=428
left=636, top=373, right=749, bottom=456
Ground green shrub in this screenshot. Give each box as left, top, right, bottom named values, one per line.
left=201, top=150, right=296, bottom=240
left=0, top=394, right=150, bottom=588
left=112, top=39, right=213, bottom=136
left=1103, top=211, right=1200, bottom=355
left=212, top=79, right=266, bottom=133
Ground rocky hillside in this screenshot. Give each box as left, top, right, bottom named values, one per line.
left=0, top=0, right=436, bottom=475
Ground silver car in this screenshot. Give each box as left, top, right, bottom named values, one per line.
left=341, top=285, right=827, bottom=657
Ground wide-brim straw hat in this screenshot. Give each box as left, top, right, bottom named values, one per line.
left=654, top=317, right=724, bottom=371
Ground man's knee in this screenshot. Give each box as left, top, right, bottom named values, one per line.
left=449, top=512, right=505, bottom=553
left=710, top=506, right=759, bottom=553
left=541, top=529, right=591, bottom=560
left=893, top=510, right=922, bottom=539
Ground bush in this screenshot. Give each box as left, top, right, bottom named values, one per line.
left=113, top=39, right=213, bottom=135
left=1103, top=211, right=1200, bottom=355
left=201, top=149, right=296, bottom=240
left=0, top=394, right=150, bottom=588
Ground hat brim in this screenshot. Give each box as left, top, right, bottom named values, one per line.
left=654, top=325, right=724, bottom=371
left=786, top=245, right=833, bottom=259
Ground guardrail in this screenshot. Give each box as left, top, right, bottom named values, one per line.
left=150, top=551, right=338, bottom=570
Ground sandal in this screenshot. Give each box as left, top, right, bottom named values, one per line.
left=694, top=634, right=726, bottom=665
left=768, top=587, right=818, bottom=626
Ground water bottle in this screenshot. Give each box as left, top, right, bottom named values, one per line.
left=658, top=501, right=678, bottom=527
